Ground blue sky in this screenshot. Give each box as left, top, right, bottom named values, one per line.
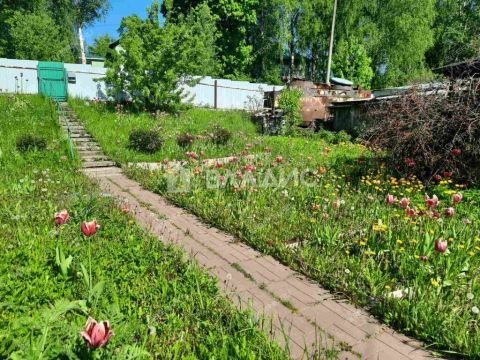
left=84, top=0, right=155, bottom=45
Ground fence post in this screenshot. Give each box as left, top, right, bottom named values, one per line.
left=214, top=80, right=218, bottom=109
left=272, top=86, right=276, bottom=113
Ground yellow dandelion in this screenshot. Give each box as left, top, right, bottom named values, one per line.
left=431, top=279, right=440, bottom=287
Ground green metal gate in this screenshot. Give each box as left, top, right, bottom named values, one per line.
left=37, top=61, right=67, bottom=101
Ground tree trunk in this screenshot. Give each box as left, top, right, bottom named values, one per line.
left=78, top=25, right=87, bottom=65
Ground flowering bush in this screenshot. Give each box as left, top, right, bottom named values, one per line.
left=362, top=79, right=480, bottom=184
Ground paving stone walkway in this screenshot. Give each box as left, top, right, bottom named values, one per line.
left=59, top=103, right=439, bottom=360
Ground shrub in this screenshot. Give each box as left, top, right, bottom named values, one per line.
left=316, top=129, right=352, bottom=144
left=209, top=125, right=232, bottom=145
left=361, top=80, right=480, bottom=184
left=128, top=129, right=163, bottom=153
left=16, top=134, right=47, bottom=152
left=278, top=88, right=303, bottom=136
left=176, top=132, right=196, bottom=148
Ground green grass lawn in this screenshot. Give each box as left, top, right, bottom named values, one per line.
left=72, top=100, right=480, bottom=358
left=0, top=95, right=291, bottom=359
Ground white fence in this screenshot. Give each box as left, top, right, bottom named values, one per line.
left=0, top=58, right=107, bottom=99
left=0, top=57, right=282, bottom=110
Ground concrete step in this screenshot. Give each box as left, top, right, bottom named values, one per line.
left=83, top=161, right=117, bottom=168
left=82, top=155, right=111, bottom=162
left=81, top=167, right=123, bottom=176
left=77, top=145, right=102, bottom=151
left=73, top=138, right=95, bottom=143
left=70, top=133, right=91, bottom=138
left=77, top=150, right=104, bottom=157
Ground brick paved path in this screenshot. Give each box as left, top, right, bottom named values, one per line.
left=59, top=103, right=439, bottom=360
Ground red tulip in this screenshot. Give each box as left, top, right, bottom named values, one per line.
left=405, top=207, right=416, bottom=217
left=452, top=192, right=463, bottom=205
left=419, top=255, right=429, bottom=261
left=81, top=220, right=98, bottom=236
left=81, top=317, right=114, bottom=348
left=433, top=175, right=442, bottom=182
left=443, top=171, right=453, bottom=178
left=54, top=209, right=69, bottom=226
left=162, top=159, right=169, bottom=165
left=425, top=195, right=439, bottom=209
left=434, top=239, right=448, bottom=253
left=432, top=211, right=441, bottom=219
left=385, top=194, right=396, bottom=205
left=399, top=197, right=410, bottom=209
left=215, top=161, right=224, bottom=169
left=276, top=156, right=284, bottom=163
left=404, top=158, right=416, bottom=167
left=244, top=164, right=256, bottom=172
left=445, top=207, right=455, bottom=218
left=451, top=148, right=462, bottom=156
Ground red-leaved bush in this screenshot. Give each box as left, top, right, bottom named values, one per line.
left=361, top=79, right=480, bottom=184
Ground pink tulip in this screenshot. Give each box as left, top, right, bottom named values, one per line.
left=218, top=175, right=225, bottom=183
left=419, top=255, right=429, bottom=262
left=452, top=192, right=463, bottom=205
left=215, top=162, right=224, bottom=169
left=54, top=210, right=69, bottom=226
left=432, top=211, right=441, bottom=219
left=162, top=159, right=169, bottom=165
left=385, top=194, right=396, bottom=205
left=434, top=239, right=448, bottom=253
left=399, top=198, right=410, bottom=209
left=81, top=317, right=114, bottom=348
left=244, top=164, right=256, bottom=172
left=445, top=207, right=455, bottom=218
left=81, top=220, right=98, bottom=237
left=405, top=207, right=416, bottom=217
left=425, top=195, right=439, bottom=209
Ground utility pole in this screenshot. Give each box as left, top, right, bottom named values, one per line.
left=326, top=0, right=338, bottom=86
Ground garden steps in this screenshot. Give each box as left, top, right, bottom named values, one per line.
left=58, top=104, right=441, bottom=360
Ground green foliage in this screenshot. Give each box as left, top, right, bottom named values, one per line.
left=316, top=129, right=352, bottom=144
left=106, top=1, right=218, bottom=111
left=75, top=98, right=480, bottom=357
left=163, top=0, right=258, bottom=80
left=427, top=0, right=480, bottom=68
left=278, top=88, right=302, bottom=136
left=332, top=38, right=374, bottom=89
left=0, top=95, right=289, bottom=359
left=128, top=129, right=163, bottom=153
left=70, top=98, right=258, bottom=163
left=16, top=133, right=47, bottom=153
left=88, top=33, right=115, bottom=57
left=6, top=10, right=74, bottom=62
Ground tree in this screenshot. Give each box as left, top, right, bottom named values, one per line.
left=70, top=0, right=110, bottom=64
left=427, top=0, right=480, bottom=68
left=163, top=0, right=258, bottom=80
left=106, top=1, right=218, bottom=111
left=7, top=10, right=74, bottom=62
left=88, top=34, right=115, bottom=57
left=332, top=38, right=374, bottom=88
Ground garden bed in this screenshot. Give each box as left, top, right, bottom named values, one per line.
left=0, top=95, right=289, bottom=359
left=72, top=100, right=480, bottom=357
